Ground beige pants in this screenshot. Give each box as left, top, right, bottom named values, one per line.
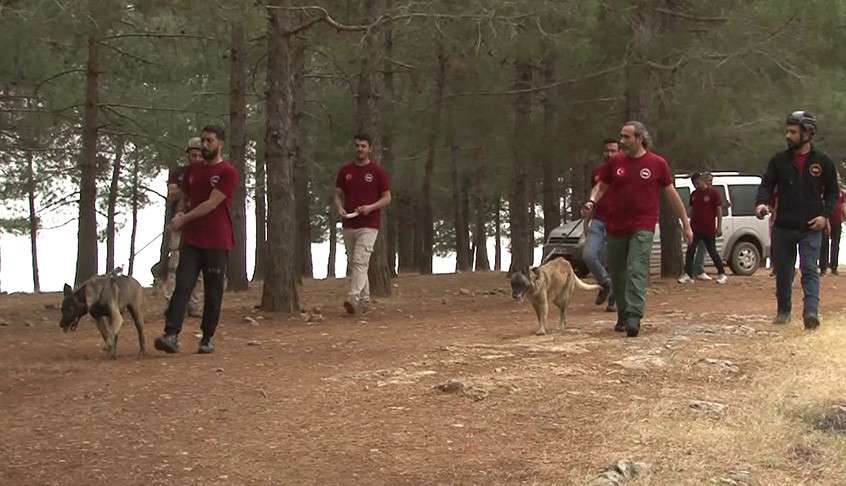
left=162, top=230, right=203, bottom=313
left=343, top=228, right=378, bottom=304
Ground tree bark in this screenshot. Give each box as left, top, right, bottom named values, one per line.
left=381, top=0, right=397, bottom=277
left=260, top=0, right=299, bottom=312
left=448, top=103, right=471, bottom=272
left=327, top=205, right=337, bottom=278
left=26, top=148, right=40, bottom=292
left=252, top=143, right=267, bottom=281
left=293, top=41, right=313, bottom=281
left=75, top=33, right=100, bottom=285
left=494, top=198, right=502, bottom=271
left=508, top=57, right=533, bottom=275
left=418, top=39, right=446, bottom=275
left=541, top=49, right=560, bottom=240
left=128, top=159, right=139, bottom=276
left=105, top=138, right=123, bottom=273
left=472, top=149, right=490, bottom=272
left=397, top=195, right=415, bottom=273
left=226, top=19, right=250, bottom=290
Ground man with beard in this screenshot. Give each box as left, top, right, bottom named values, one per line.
left=756, top=111, right=838, bottom=329
left=582, top=121, right=693, bottom=337
left=335, top=134, right=391, bottom=314
left=582, top=138, right=619, bottom=312
left=155, top=125, right=239, bottom=354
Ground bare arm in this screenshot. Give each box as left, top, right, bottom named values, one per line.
left=167, top=183, right=181, bottom=201
left=334, top=187, right=347, bottom=217
left=663, top=185, right=693, bottom=243
left=358, top=191, right=391, bottom=215
left=581, top=181, right=608, bottom=218
left=171, top=189, right=227, bottom=230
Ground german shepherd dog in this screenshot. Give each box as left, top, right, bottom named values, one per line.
left=510, top=258, right=601, bottom=335
left=60, top=273, right=146, bottom=358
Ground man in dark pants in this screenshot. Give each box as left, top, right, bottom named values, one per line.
left=155, top=125, right=240, bottom=354
left=755, top=111, right=838, bottom=329
left=819, top=180, right=845, bottom=275
left=583, top=138, right=620, bottom=312
left=583, top=121, right=693, bottom=337
left=678, top=172, right=728, bottom=284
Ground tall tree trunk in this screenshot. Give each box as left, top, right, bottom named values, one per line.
left=494, top=199, right=502, bottom=271
left=541, top=49, right=560, bottom=240
left=448, top=105, right=471, bottom=272
left=128, top=159, right=139, bottom=276
left=382, top=0, right=398, bottom=277
left=75, top=33, right=99, bottom=285
left=293, top=41, right=313, bottom=281
left=397, top=196, right=415, bottom=273
left=508, top=57, right=533, bottom=274
left=253, top=144, right=267, bottom=281
left=26, top=149, right=40, bottom=292
left=227, top=20, right=250, bottom=290
left=418, top=39, right=446, bottom=275
left=472, top=149, right=490, bottom=272
left=355, top=0, right=391, bottom=297
left=260, top=0, right=299, bottom=312
left=327, top=205, right=337, bottom=278
left=105, top=138, right=124, bottom=273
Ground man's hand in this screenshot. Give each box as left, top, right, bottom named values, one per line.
left=716, top=228, right=723, bottom=238
left=755, top=204, right=770, bottom=220
left=170, top=212, right=186, bottom=231
left=337, top=206, right=348, bottom=218
left=581, top=201, right=595, bottom=219
left=808, top=216, right=827, bottom=231
left=356, top=205, right=372, bottom=216
left=682, top=224, right=693, bottom=244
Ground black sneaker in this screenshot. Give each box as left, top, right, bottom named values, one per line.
left=154, top=334, right=180, bottom=354
left=772, top=313, right=791, bottom=325
left=614, top=320, right=626, bottom=332
left=198, top=337, right=215, bottom=354
left=625, top=317, right=640, bottom=337
left=803, top=314, right=820, bottom=330
left=595, top=284, right=611, bottom=305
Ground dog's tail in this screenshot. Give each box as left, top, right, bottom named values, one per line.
left=572, top=269, right=602, bottom=291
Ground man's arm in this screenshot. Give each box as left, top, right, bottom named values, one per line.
left=581, top=181, right=609, bottom=218
left=167, top=183, right=181, bottom=201
left=755, top=156, right=778, bottom=216
left=357, top=191, right=391, bottom=215
left=171, top=190, right=227, bottom=230
left=663, top=185, right=693, bottom=243
left=334, top=187, right=347, bottom=217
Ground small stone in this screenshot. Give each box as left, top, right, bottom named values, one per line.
left=247, top=341, right=261, bottom=346
left=44, top=304, right=56, bottom=310
left=689, top=400, right=727, bottom=415
left=299, top=312, right=310, bottom=321
left=215, top=368, right=224, bottom=373
left=243, top=316, right=259, bottom=326
left=441, top=298, right=448, bottom=305
left=435, top=380, right=465, bottom=394
left=458, top=288, right=472, bottom=296
left=25, top=322, right=34, bottom=327
left=308, top=313, right=324, bottom=323
left=311, top=306, right=322, bottom=314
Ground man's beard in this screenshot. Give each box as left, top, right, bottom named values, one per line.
left=620, top=143, right=638, bottom=156
left=202, top=147, right=218, bottom=160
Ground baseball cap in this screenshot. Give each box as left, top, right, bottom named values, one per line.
left=186, top=137, right=202, bottom=152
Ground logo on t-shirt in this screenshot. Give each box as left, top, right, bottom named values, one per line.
left=615, top=167, right=626, bottom=177
left=210, top=175, right=220, bottom=187
left=704, top=195, right=710, bottom=203
left=640, top=168, right=652, bottom=180
left=345, top=173, right=353, bottom=181
left=809, top=163, right=822, bottom=177
left=364, top=173, right=374, bottom=183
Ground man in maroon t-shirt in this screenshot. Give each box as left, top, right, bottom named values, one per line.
left=335, top=134, right=391, bottom=314
left=820, top=177, right=845, bottom=275
left=583, top=121, right=692, bottom=337
left=678, top=173, right=728, bottom=284
left=582, top=138, right=619, bottom=312
left=155, top=125, right=240, bottom=355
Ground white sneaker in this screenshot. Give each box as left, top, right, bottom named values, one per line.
left=715, top=274, right=727, bottom=284
left=694, top=272, right=712, bottom=281
left=678, top=274, right=693, bottom=284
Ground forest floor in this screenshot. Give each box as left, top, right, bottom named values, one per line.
left=2, top=270, right=845, bottom=485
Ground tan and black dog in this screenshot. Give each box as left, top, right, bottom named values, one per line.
left=60, top=273, right=146, bottom=358
left=510, top=258, right=601, bottom=335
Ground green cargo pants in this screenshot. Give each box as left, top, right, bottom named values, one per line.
left=607, top=231, right=654, bottom=322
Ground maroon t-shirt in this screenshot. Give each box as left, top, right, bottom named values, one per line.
left=598, top=151, right=673, bottom=237
left=831, top=192, right=845, bottom=225
left=689, top=187, right=722, bottom=236
left=181, top=160, right=239, bottom=251
left=335, top=160, right=390, bottom=230
left=794, top=151, right=809, bottom=174
left=592, top=164, right=612, bottom=223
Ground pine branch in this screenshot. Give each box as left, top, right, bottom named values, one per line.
left=447, top=63, right=626, bottom=97
left=653, top=8, right=730, bottom=23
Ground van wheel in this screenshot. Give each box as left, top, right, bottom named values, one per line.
left=729, top=241, right=761, bottom=276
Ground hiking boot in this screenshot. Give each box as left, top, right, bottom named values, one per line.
left=803, top=314, right=820, bottom=331
left=677, top=274, right=693, bottom=284
left=772, top=313, right=791, bottom=325
left=694, top=272, right=712, bottom=281
left=614, top=320, right=626, bottom=332
left=715, top=274, right=728, bottom=285
left=625, top=317, right=641, bottom=337
left=198, top=337, right=215, bottom=354
left=595, top=283, right=611, bottom=305
left=154, top=334, right=180, bottom=354
left=343, top=300, right=356, bottom=315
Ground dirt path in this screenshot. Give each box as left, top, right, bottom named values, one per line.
left=1, top=272, right=845, bottom=485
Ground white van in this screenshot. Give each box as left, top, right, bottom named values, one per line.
left=542, top=172, right=771, bottom=276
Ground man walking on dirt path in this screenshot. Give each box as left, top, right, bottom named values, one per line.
left=159, top=137, right=204, bottom=317
left=678, top=171, right=728, bottom=285
left=819, top=174, right=845, bottom=276
left=155, top=125, right=239, bottom=355
left=582, top=121, right=693, bottom=337
left=335, top=134, right=391, bottom=315
left=583, top=138, right=620, bottom=313
left=755, top=111, right=838, bottom=330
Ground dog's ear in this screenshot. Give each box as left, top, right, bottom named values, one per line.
left=529, top=267, right=541, bottom=280
left=63, top=283, right=73, bottom=297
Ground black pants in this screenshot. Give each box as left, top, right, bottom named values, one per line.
left=165, top=245, right=228, bottom=339
left=684, top=234, right=725, bottom=276
left=820, top=223, right=842, bottom=272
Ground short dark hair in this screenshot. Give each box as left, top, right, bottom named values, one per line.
left=602, top=138, right=619, bottom=146
left=691, top=172, right=701, bottom=182
left=354, top=133, right=372, bottom=146
left=202, top=125, right=226, bottom=142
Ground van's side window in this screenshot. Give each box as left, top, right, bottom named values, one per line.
left=728, top=185, right=759, bottom=216
left=677, top=187, right=691, bottom=211
left=714, top=185, right=729, bottom=216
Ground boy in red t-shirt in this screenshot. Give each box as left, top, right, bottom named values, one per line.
left=334, top=134, right=391, bottom=314
left=155, top=125, right=240, bottom=355
left=678, top=173, right=728, bottom=284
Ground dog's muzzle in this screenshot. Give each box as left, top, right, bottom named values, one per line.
left=60, top=317, right=81, bottom=332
